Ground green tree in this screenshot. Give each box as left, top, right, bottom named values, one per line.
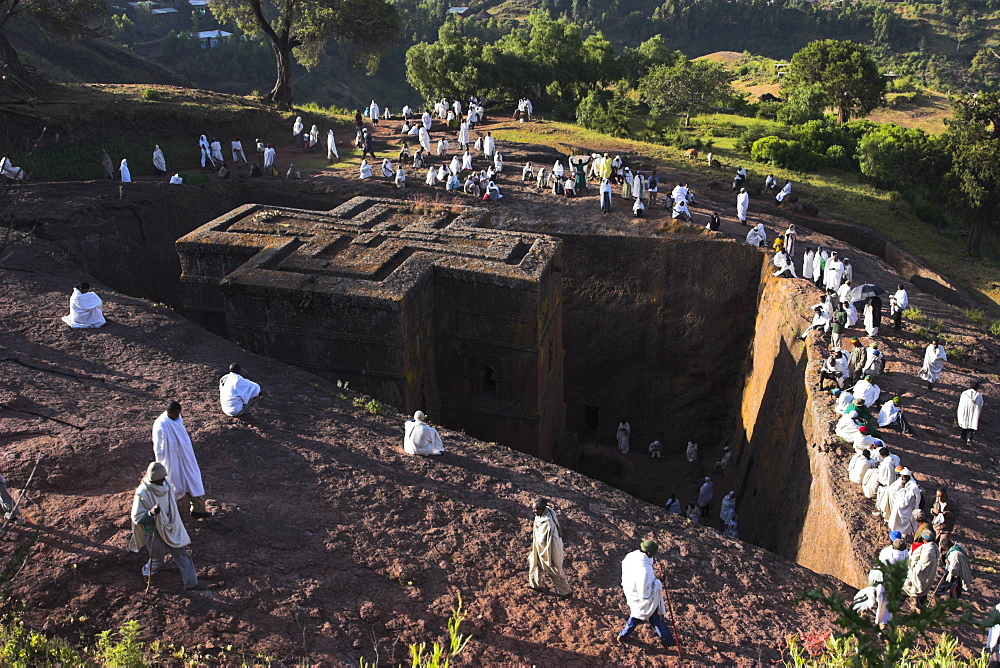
left=942, top=92, right=1000, bottom=256
left=856, top=123, right=943, bottom=190
left=576, top=89, right=633, bottom=137
left=639, top=58, right=735, bottom=127
left=405, top=22, right=485, bottom=104
left=0, top=0, right=107, bottom=75
left=776, top=82, right=827, bottom=125
left=783, top=39, right=885, bottom=124
left=210, top=0, right=399, bottom=107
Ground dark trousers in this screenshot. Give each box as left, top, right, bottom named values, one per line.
left=961, top=428, right=977, bottom=444
left=887, top=413, right=911, bottom=435
left=893, top=309, right=903, bottom=331
left=601, top=192, right=612, bottom=213
left=619, top=612, right=674, bottom=645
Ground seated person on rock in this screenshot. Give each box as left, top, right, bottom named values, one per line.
left=62, top=282, right=106, bottom=329
left=219, top=363, right=262, bottom=417
left=403, top=411, right=445, bottom=456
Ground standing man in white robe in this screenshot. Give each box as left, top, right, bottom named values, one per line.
left=422, top=110, right=433, bottom=131
left=263, top=143, right=276, bottom=173
left=403, top=411, right=444, bottom=455
left=698, top=476, right=714, bottom=516
left=199, top=135, right=214, bottom=168
left=232, top=138, right=248, bottom=166
left=458, top=121, right=470, bottom=150
left=483, top=132, right=496, bottom=161
left=527, top=498, right=571, bottom=597
left=617, top=540, right=675, bottom=646
left=128, top=462, right=208, bottom=590
left=824, top=252, right=844, bottom=291
left=919, top=339, right=947, bottom=390
left=152, top=145, right=166, bottom=175
left=874, top=446, right=900, bottom=518
left=418, top=127, right=431, bottom=153
left=219, top=363, right=261, bottom=417
left=886, top=469, right=920, bottom=535
left=890, top=284, right=909, bottom=332
left=119, top=159, right=131, bottom=183
left=617, top=420, right=630, bottom=454
left=736, top=188, right=749, bottom=225
left=369, top=101, right=380, bottom=126
left=153, top=401, right=210, bottom=518
left=958, top=380, right=984, bottom=445
left=62, top=282, right=106, bottom=328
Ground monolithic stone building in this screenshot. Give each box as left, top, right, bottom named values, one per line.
left=177, top=196, right=564, bottom=459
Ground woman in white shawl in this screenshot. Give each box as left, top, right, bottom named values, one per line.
left=199, top=135, right=213, bottom=168
left=381, top=158, right=394, bottom=178
left=776, top=181, right=792, bottom=203
left=783, top=224, right=797, bottom=258
left=552, top=160, right=564, bottom=180
left=461, top=150, right=473, bottom=171
left=437, top=164, right=448, bottom=183
left=425, top=166, right=438, bottom=186
left=418, top=127, right=431, bottom=153
left=458, top=120, right=470, bottom=149
left=359, top=159, right=372, bottom=179
left=292, top=116, right=304, bottom=143
left=394, top=165, right=405, bottom=188
left=368, top=101, right=380, bottom=125
left=494, top=151, right=504, bottom=173
left=382, top=106, right=391, bottom=121
left=486, top=180, right=501, bottom=201
left=745, top=223, right=766, bottom=247
left=448, top=155, right=460, bottom=176
left=720, top=491, right=737, bottom=525
left=919, top=339, right=947, bottom=390
left=522, top=161, right=533, bottom=182
left=436, top=137, right=449, bottom=156
left=308, top=125, right=319, bottom=149
left=62, top=282, right=106, bottom=328
left=119, top=159, right=131, bottom=183
left=535, top=167, right=547, bottom=189
left=152, top=145, right=166, bottom=175
left=210, top=138, right=224, bottom=164
left=421, top=110, right=432, bottom=131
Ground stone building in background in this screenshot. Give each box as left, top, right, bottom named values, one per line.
left=177, top=196, right=564, bottom=459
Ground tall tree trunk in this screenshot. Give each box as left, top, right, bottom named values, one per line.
left=265, top=42, right=294, bottom=108
left=966, top=214, right=986, bottom=257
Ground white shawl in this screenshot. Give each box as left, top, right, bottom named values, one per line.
left=152, top=412, right=205, bottom=498
left=62, top=288, right=106, bottom=328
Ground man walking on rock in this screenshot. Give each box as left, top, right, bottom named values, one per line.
left=617, top=540, right=675, bottom=647
left=153, top=401, right=211, bottom=518
left=527, top=498, right=571, bottom=598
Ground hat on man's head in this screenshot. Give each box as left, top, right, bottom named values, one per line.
left=859, top=426, right=869, bottom=434
left=831, top=389, right=842, bottom=396
left=889, top=530, right=903, bottom=541
left=145, top=461, right=167, bottom=482
left=414, top=410, right=427, bottom=421
left=640, top=539, right=658, bottom=556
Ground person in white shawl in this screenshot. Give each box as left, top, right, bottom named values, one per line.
left=458, top=121, right=470, bottom=149
left=878, top=397, right=910, bottom=435
left=327, top=130, right=339, bottom=161
left=421, top=110, right=432, bottom=131
left=152, top=401, right=209, bottom=517
left=919, top=340, right=947, bottom=389
left=232, top=138, right=248, bottom=166
left=745, top=223, right=766, bottom=247
left=848, top=448, right=875, bottom=484
left=152, top=145, right=166, bottom=175
left=461, top=150, right=473, bottom=171
left=449, top=155, right=460, bottom=176
left=987, top=603, right=1000, bottom=663
left=720, top=491, right=736, bottom=525
left=199, top=135, right=214, bottom=168
left=169, top=173, right=183, bottom=184
left=129, top=462, right=206, bottom=590
left=522, top=161, right=533, bottom=182
left=383, top=106, right=391, bottom=122
left=381, top=158, right=394, bottom=178
left=483, top=133, right=496, bottom=160
left=0, top=156, right=25, bottom=180
left=824, top=252, right=844, bottom=291
left=395, top=165, right=406, bottom=188
left=616, top=420, right=630, bottom=454
left=853, top=375, right=881, bottom=408
left=852, top=569, right=891, bottom=626
left=536, top=167, right=547, bottom=189
left=436, top=137, right=449, bottom=156
left=527, top=498, right=571, bottom=597
left=773, top=250, right=797, bottom=278
left=418, top=126, right=431, bottom=153
left=368, top=101, right=380, bottom=125
left=210, top=138, right=224, bottom=164
left=425, top=166, right=438, bottom=187
left=775, top=181, right=792, bottom=203
left=308, top=125, right=319, bottom=149
left=736, top=188, right=749, bottom=225
left=403, top=411, right=444, bottom=456
left=812, top=248, right=826, bottom=285
left=958, top=380, right=984, bottom=445
left=697, top=476, right=714, bottom=515
left=886, top=469, right=920, bottom=535
left=875, top=447, right=900, bottom=517
left=359, top=159, right=372, bottom=179
left=293, top=116, right=305, bottom=145
left=119, top=159, right=131, bottom=183
left=553, top=160, right=565, bottom=180
left=686, top=441, right=698, bottom=462
left=219, top=363, right=261, bottom=417
left=801, top=248, right=814, bottom=281
left=62, top=282, right=106, bottom=328
left=617, top=540, right=675, bottom=646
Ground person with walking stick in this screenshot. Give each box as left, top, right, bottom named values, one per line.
left=617, top=539, right=675, bottom=648
left=128, top=462, right=209, bottom=591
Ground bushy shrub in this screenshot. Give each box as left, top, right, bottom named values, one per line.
left=736, top=123, right=785, bottom=153
left=576, top=90, right=632, bottom=138
left=750, top=136, right=821, bottom=171
left=141, top=88, right=161, bottom=101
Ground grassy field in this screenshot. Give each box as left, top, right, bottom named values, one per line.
left=492, top=115, right=1000, bottom=307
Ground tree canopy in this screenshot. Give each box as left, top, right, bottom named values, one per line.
left=210, top=0, right=399, bottom=107
left=783, top=39, right=885, bottom=124
left=0, top=0, right=107, bottom=74
left=639, top=58, right=735, bottom=126
left=942, top=92, right=1000, bottom=256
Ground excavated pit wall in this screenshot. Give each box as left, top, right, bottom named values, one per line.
left=8, top=181, right=865, bottom=584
